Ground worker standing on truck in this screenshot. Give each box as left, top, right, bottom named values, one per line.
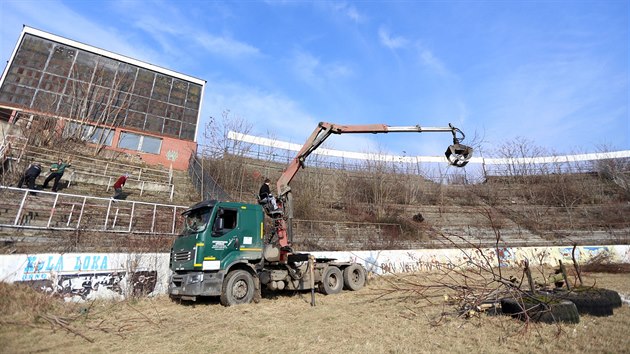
left=259, top=178, right=278, bottom=210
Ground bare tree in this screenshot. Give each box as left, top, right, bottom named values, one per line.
left=60, top=60, right=135, bottom=155
left=200, top=111, right=255, bottom=200
left=594, top=147, right=630, bottom=199
left=18, top=59, right=136, bottom=157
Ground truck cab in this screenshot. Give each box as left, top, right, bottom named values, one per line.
left=169, top=200, right=265, bottom=303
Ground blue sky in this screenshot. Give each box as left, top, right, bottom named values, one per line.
left=1, top=0, right=628, bottom=158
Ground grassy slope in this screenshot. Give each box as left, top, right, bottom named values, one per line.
left=2, top=272, right=629, bottom=353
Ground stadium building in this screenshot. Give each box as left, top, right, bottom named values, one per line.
left=0, top=26, right=205, bottom=170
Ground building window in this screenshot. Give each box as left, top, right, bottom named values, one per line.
left=0, top=108, right=12, bottom=122
left=63, top=121, right=114, bottom=146
left=118, top=131, right=162, bottom=154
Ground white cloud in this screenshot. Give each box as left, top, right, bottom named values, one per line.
left=375, top=25, right=452, bottom=77
left=111, top=1, right=261, bottom=59
left=194, top=33, right=260, bottom=58
left=132, top=16, right=181, bottom=54
left=201, top=80, right=316, bottom=137
left=332, top=3, right=365, bottom=23
left=418, top=48, right=451, bottom=77
left=200, top=79, right=381, bottom=152
left=292, top=51, right=320, bottom=83
left=478, top=55, right=626, bottom=151
left=290, top=50, right=353, bottom=87
left=378, top=27, right=408, bottom=49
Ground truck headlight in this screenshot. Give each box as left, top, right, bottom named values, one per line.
left=189, top=274, right=204, bottom=284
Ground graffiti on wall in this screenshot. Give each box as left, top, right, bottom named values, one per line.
left=0, top=246, right=627, bottom=299
left=311, top=245, right=628, bottom=276
left=4, top=254, right=161, bottom=299
left=166, top=150, right=179, bottom=161
left=21, top=254, right=111, bottom=281
left=21, top=270, right=157, bottom=299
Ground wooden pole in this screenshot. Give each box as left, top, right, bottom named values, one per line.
left=309, top=255, right=316, bottom=307
left=524, top=259, right=536, bottom=294
left=571, top=244, right=584, bottom=287
left=559, top=260, right=571, bottom=290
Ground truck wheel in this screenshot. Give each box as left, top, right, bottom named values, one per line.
left=220, top=270, right=255, bottom=306
left=343, top=264, right=366, bottom=291
left=319, top=266, right=343, bottom=295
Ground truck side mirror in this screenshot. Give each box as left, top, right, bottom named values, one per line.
left=213, top=217, right=224, bottom=234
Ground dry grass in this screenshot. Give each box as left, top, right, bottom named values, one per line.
left=1, top=271, right=629, bottom=354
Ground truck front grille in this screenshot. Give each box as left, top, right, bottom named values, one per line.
left=173, top=250, right=192, bottom=262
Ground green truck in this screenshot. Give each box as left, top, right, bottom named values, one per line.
left=168, top=122, right=472, bottom=305
left=168, top=199, right=366, bottom=305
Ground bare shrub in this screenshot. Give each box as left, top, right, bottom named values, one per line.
left=198, top=111, right=255, bottom=201
left=594, top=151, right=630, bottom=200
left=581, top=251, right=630, bottom=273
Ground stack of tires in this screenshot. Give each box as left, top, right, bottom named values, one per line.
left=553, top=288, right=622, bottom=317
left=500, top=296, right=580, bottom=324
left=500, top=288, right=622, bottom=324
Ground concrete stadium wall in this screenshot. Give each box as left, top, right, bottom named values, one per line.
left=1, top=245, right=628, bottom=300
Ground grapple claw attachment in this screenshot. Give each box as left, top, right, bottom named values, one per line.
left=445, top=143, right=473, bottom=167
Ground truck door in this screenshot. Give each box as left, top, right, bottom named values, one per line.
left=203, top=207, right=241, bottom=270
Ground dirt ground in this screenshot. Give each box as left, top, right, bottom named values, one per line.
left=1, top=271, right=629, bottom=354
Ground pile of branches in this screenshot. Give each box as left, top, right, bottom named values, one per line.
left=368, top=220, right=626, bottom=327
left=581, top=252, right=630, bottom=274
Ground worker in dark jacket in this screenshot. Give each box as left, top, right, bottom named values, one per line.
left=259, top=178, right=278, bottom=210
left=112, top=173, right=130, bottom=200
left=43, top=157, right=72, bottom=192
left=17, top=162, right=42, bottom=191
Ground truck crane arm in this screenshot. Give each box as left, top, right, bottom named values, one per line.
left=268, top=121, right=473, bottom=253
left=276, top=122, right=472, bottom=199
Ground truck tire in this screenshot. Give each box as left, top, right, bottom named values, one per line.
left=220, top=270, right=255, bottom=306
left=343, top=264, right=366, bottom=291
left=500, top=297, right=580, bottom=324
left=319, top=266, right=343, bottom=295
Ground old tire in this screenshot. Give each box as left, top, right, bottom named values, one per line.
left=319, top=266, right=343, bottom=295
left=343, top=264, right=366, bottom=291
left=555, top=288, right=621, bottom=317
left=501, top=297, right=580, bottom=324
left=220, top=270, right=255, bottom=306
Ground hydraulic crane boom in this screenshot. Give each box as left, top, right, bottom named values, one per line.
left=276, top=122, right=471, bottom=199
left=269, top=121, right=473, bottom=253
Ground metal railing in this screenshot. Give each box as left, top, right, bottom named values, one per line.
left=187, top=153, right=231, bottom=201
left=0, top=185, right=187, bottom=235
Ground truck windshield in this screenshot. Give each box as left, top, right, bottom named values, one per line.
left=183, top=207, right=212, bottom=234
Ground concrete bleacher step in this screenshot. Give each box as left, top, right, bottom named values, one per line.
left=23, top=144, right=172, bottom=182
left=14, top=145, right=175, bottom=199
left=9, top=139, right=203, bottom=205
